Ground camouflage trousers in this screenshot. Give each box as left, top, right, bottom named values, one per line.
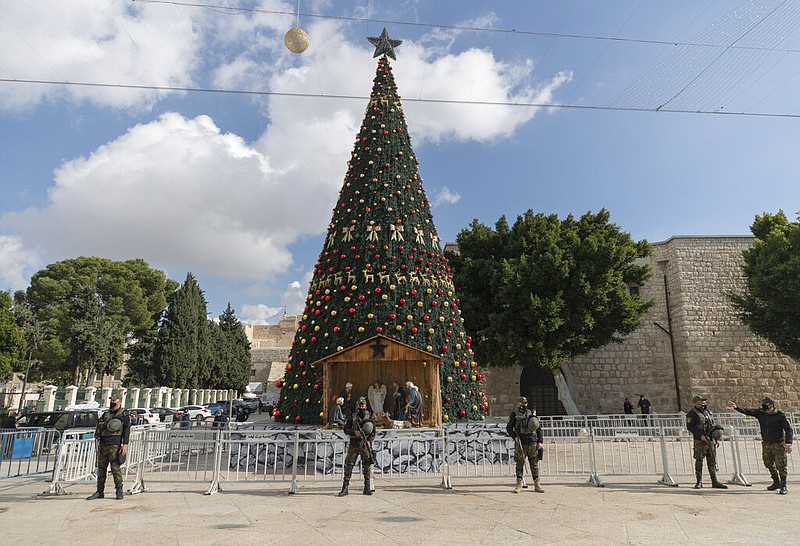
left=762, top=441, right=788, bottom=478
left=692, top=439, right=718, bottom=474
left=514, top=442, right=540, bottom=480
left=343, top=443, right=372, bottom=479
left=96, top=443, right=123, bottom=490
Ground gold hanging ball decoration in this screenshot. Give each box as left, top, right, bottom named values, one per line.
left=284, top=27, right=309, bottom=54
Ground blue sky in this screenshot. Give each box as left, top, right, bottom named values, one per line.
left=2, top=0, right=800, bottom=323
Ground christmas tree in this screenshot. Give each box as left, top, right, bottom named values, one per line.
left=275, top=29, right=488, bottom=424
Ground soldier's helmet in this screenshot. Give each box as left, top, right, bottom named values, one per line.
left=710, top=426, right=724, bottom=441
left=106, top=418, right=123, bottom=433
left=361, top=421, right=375, bottom=435
left=691, top=395, right=707, bottom=403
left=762, top=396, right=775, bottom=406
left=518, top=396, right=528, bottom=405
left=357, top=396, right=367, bottom=406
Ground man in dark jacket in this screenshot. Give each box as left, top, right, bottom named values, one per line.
left=507, top=396, right=544, bottom=493
left=1, top=411, right=18, bottom=429
left=686, top=395, right=728, bottom=489
left=338, top=397, right=375, bottom=497
left=728, top=397, right=793, bottom=495
left=87, top=394, right=130, bottom=500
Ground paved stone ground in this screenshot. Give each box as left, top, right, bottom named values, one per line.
left=1, top=472, right=796, bottom=545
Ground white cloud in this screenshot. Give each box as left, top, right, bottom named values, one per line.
left=430, top=187, right=462, bottom=207
left=239, top=303, right=285, bottom=325
left=0, top=8, right=571, bottom=305
left=2, top=113, right=298, bottom=280
left=0, top=235, right=40, bottom=292
left=0, top=0, right=203, bottom=111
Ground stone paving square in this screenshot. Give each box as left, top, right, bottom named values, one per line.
left=1, top=474, right=797, bottom=545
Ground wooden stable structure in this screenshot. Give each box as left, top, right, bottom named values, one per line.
left=315, top=335, right=442, bottom=428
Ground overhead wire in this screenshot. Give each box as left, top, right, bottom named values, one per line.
left=3, top=76, right=800, bottom=119
left=132, top=0, right=800, bottom=55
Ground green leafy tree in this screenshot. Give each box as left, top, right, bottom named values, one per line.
left=448, top=209, right=653, bottom=370
left=276, top=50, right=488, bottom=424
left=0, top=291, right=26, bottom=380
left=212, top=303, right=251, bottom=390
left=729, top=210, right=800, bottom=360
left=23, top=256, right=177, bottom=382
left=154, top=273, right=212, bottom=388
left=68, top=288, right=126, bottom=386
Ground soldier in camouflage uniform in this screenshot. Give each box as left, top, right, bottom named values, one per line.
left=87, top=393, right=131, bottom=500
left=686, top=395, right=728, bottom=489
left=338, top=397, right=376, bottom=497
left=507, top=397, right=544, bottom=493
left=728, top=397, right=794, bottom=495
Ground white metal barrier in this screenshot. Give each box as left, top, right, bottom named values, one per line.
left=40, top=413, right=797, bottom=495
left=1, top=429, right=61, bottom=479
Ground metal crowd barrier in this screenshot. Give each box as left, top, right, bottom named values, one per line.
left=1, top=429, right=61, bottom=479
left=40, top=412, right=797, bottom=496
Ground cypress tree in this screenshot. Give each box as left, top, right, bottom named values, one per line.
left=276, top=30, right=488, bottom=424
left=214, top=303, right=252, bottom=390
left=155, top=272, right=212, bottom=388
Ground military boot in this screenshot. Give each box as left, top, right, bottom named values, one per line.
left=694, top=473, right=703, bottom=489
left=513, top=478, right=523, bottom=494
left=767, top=473, right=781, bottom=491
left=779, top=477, right=787, bottom=495
left=86, top=489, right=104, bottom=500
left=710, top=473, right=728, bottom=489
left=115, top=486, right=124, bottom=500
left=533, top=478, right=544, bottom=493
left=694, top=461, right=703, bottom=489
left=337, top=478, right=350, bottom=497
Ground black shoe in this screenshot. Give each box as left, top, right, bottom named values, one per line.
left=780, top=481, right=788, bottom=495
left=86, top=491, right=104, bottom=500
left=338, top=483, right=349, bottom=497
left=711, top=480, right=728, bottom=490
left=363, top=483, right=373, bottom=496
left=767, top=480, right=781, bottom=491
left=115, top=487, right=124, bottom=500
left=694, top=481, right=702, bottom=489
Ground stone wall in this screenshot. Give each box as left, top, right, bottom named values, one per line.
left=245, top=315, right=298, bottom=403
left=560, top=236, right=799, bottom=414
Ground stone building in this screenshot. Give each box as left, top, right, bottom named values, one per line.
left=246, top=236, right=799, bottom=418
left=484, top=235, right=799, bottom=417
left=244, top=315, right=299, bottom=404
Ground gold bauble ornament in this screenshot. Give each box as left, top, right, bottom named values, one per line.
left=284, top=27, right=309, bottom=54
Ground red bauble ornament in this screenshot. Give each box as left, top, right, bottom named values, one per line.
left=275, top=380, right=283, bottom=388
left=295, top=416, right=302, bottom=422
left=459, top=409, right=466, bottom=417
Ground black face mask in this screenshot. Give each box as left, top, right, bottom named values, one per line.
left=517, top=405, right=527, bottom=413
left=358, top=407, right=366, bottom=415
left=762, top=404, right=771, bottom=411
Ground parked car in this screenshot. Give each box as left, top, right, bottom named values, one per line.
left=177, top=405, right=212, bottom=422
left=149, top=407, right=178, bottom=423
left=240, top=395, right=260, bottom=412
left=207, top=400, right=241, bottom=415
left=128, top=408, right=160, bottom=425
left=17, top=410, right=99, bottom=433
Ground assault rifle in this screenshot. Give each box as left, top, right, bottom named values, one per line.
left=355, top=415, right=378, bottom=468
